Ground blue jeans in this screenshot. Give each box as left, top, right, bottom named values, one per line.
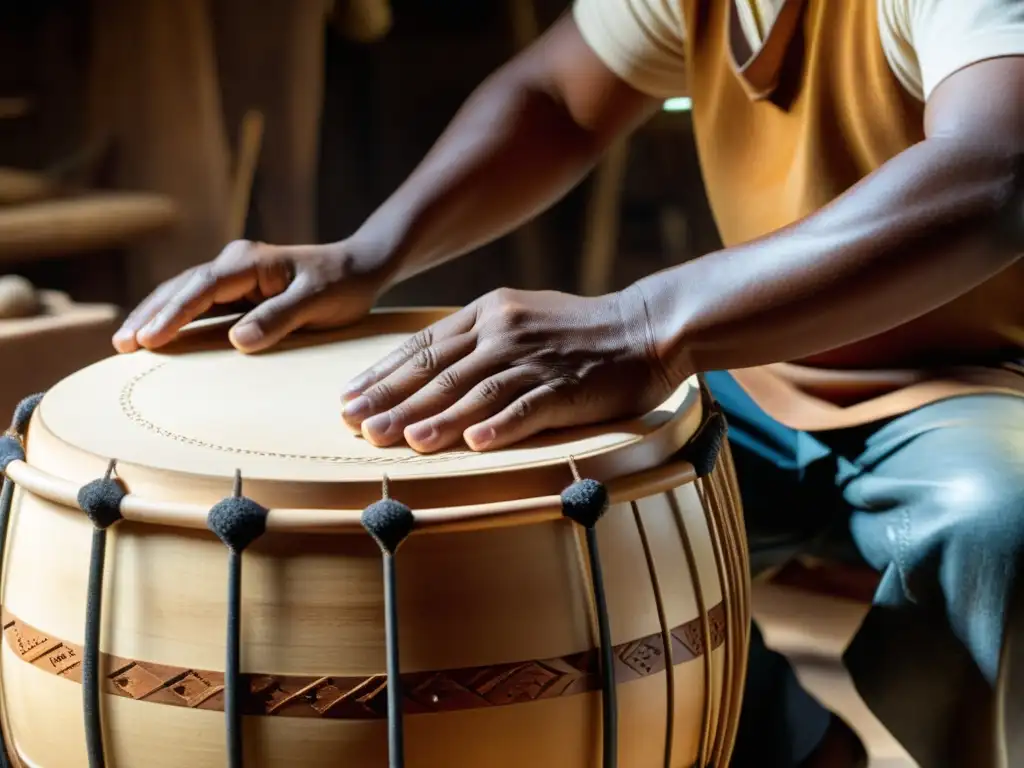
left=705, top=371, right=1024, bottom=767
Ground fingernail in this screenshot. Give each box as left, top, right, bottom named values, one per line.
left=343, top=396, right=372, bottom=422
left=363, top=412, right=393, bottom=439
left=406, top=422, right=438, bottom=447
left=340, top=385, right=361, bottom=403
left=465, top=425, right=495, bottom=449
left=231, top=323, right=263, bottom=348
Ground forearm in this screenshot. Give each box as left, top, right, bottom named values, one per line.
left=351, top=78, right=600, bottom=283
left=345, top=15, right=656, bottom=287
left=637, top=137, right=1023, bottom=377
left=348, top=71, right=652, bottom=287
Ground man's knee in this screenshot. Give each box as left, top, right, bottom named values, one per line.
left=878, top=447, right=1024, bottom=682
left=865, top=427, right=1024, bottom=611
left=884, top=413, right=1024, bottom=562
left=939, top=457, right=1024, bottom=558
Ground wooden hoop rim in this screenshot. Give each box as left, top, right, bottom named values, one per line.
left=3, top=456, right=698, bottom=536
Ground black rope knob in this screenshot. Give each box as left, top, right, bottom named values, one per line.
left=1, top=392, right=45, bottom=473
left=362, top=498, right=414, bottom=555
left=207, top=471, right=268, bottom=553
left=0, top=436, right=23, bottom=474
left=561, top=478, right=610, bottom=529
left=362, top=475, right=414, bottom=555
left=682, top=407, right=727, bottom=478
left=10, top=393, right=44, bottom=436
left=78, top=460, right=125, bottom=530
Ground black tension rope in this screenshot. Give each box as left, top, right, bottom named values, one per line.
left=361, top=475, right=415, bottom=768
left=0, top=393, right=45, bottom=768
left=206, top=470, right=269, bottom=768
left=78, top=459, right=127, bottom=768
left=560, top=458, right=617, bottom=768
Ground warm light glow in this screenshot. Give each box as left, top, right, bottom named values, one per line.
left=663, top=97, right=693, bottom=112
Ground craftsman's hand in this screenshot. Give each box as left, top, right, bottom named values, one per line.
left=341, top=286, right=678, bottom=453
left=112, top=239, right=387, bottom=353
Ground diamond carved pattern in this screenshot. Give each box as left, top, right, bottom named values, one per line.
left=2, top=603, right=725, bottom=719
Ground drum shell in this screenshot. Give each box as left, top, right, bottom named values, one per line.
left=0, top=310, right=748, bottom=767
left=0, top=471, right=732, bottom=767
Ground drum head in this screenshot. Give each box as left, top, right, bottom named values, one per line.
left=30, top=309, right=702, bottom=507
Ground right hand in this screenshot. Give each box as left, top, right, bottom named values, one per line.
left=112, top=239, right=388, bottom=354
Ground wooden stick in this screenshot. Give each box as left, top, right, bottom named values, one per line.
left=579, top=139, right=630, bottom=296
left=226, top=109, right=265, bottom=243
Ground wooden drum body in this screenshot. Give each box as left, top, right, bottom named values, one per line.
left=0, top=310, right=750, bottom=767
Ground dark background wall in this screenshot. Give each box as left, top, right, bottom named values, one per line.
left=0, top=0, right=722, bottom=309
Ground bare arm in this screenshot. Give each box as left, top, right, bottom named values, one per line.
left=637, top=56, right=1024, bottom=376
left=113, top=14, right=657, bottom=353
left=334, top=58, right=1024, bottom=455
left=348, top=13, right=659, bottom=284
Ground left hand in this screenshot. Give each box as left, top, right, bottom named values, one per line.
left=341, top=286, right=678, bottom=453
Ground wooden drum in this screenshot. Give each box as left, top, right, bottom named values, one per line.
left=0, top=309, right=750, bottom=767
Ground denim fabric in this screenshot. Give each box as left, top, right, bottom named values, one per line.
left=704, top=371, right=1024, bottom=767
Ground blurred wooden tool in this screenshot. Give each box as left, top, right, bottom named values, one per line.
left=332, top=0, right=392, bottom=42
left=0, top=169, right=55, bottom=207
left=226, top=109, right=265, bottom=242
left=0, top=139, right=115, bottom=206
left=0, top=192, right=178, bottom=263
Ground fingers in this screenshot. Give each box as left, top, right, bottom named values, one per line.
left=134, top=262, right=258, bottom=350
left=350, top=342, right=497, bottom=447
left=228, top=279, right=316, bottom=353
left=403, top=367, right=539, bottom=452
left=112, top=276, right=187, bottom=352
left=463, top=383, right=574, bottom=452
left=112, top=240, right=295, bottom=353
left=342, top=333, right=477, bottom=433
left=340, top=307, right=478, bottom=401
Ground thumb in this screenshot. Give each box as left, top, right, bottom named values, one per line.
left=228, top=281, right=312, bottom=353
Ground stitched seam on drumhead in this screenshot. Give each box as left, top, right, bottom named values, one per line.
left=118, top=363, right=475, bottom=465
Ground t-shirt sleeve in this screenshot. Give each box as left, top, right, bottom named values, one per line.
left=572, top=0, right=689, bottom=99
left=879, top=0, right=1024, bottom=102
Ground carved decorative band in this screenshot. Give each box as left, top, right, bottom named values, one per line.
left=3, top=603, right=725, bottom=719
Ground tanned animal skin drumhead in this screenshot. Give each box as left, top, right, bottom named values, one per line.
left=27, top=309, right=703, bottom=510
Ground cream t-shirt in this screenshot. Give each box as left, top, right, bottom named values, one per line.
left=573, top=0, right=1024, bottom=102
